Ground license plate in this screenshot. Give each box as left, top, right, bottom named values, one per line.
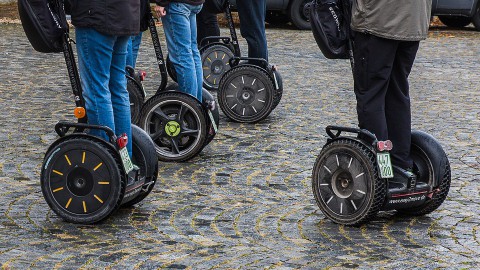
left=377, top=152, right=393, bottom=179
left=119, top=147, right=134, bottom=174
left=208, top=110, right=218, bottom=133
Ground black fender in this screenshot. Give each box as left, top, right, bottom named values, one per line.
left=411, top=130, right=449, bottom=189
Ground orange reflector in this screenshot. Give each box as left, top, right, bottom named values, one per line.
left=74, top=107, right=86, bottom=119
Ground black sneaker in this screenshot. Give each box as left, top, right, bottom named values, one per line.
left=127, top=165, right=141, bottom=186
left=388, top=165, right=417, bottom=194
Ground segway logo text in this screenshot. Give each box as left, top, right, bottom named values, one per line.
left=329, top=7, right=341, bottom=32
left=389, top=195, right=426, bottom=204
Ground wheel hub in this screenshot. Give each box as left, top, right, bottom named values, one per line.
left=331, top=170, right=354, bottom=199
left=238, top=88, right=255, bottom=105
left=211, top=60, right=225, bottom=74
left=165, top=121, right=181, bottom=137
left=67, top=167, right=94, bottom=197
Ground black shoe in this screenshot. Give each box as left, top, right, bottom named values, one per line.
left=388, top=165, right=417, bottom=194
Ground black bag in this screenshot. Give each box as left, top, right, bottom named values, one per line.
left=310, top=0, right=352, bottom=59
left=18, top=0, right=68, bottom=53
left=204, top=0, right=228, bottom=14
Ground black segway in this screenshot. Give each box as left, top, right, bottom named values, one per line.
left=310, top=0, right=451, bottom=226
left=128, top=9, right=220, bottom=162
left=19, top=0, right=158, bottom=224
left=212, top=0, right=283, bottom=123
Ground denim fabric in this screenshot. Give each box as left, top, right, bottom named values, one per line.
left=127, top=33, right=143, bottom=68
left=162, top=3, right=203, bottom=101
left=237, top=0, right=268, bottom=62
left=75, top=27, right=133, bottom=157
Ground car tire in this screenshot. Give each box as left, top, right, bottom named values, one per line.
left=288, top=0, right=312, bottom=30
left=265, top=11, right=289, bottom=26
left=472, top=3, right=480, bottom=31
left=438, top=15, right=472, bottom=28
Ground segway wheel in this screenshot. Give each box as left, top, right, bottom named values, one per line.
left=397, top=131, right=451, bottom=216
left=166, top=55, right=177, bottom=83
left=201, top=44, right=235, bottom=90
left=121, top=125, right=159, bottom=207
left=127, top=76, right=145, bottom=124
left=218, top=65, right=275, bottom=123
left=41, top=136, right=125, bottom=224
left=312, top=139, right=386, bottom=226
left=272, top=69, right=283, bottom=110
left=139, top=92, right=207, bottom=162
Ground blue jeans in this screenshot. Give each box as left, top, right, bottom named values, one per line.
left=237, top=0, right=268, bottom=62
left=75, top=27, right=133, bottom=157
left=127, top=32, right=143, bottom=68
left=162, top=3, right=203, bottom=101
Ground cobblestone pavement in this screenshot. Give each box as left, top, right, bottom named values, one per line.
left=1, top=23, right=480, bottom=269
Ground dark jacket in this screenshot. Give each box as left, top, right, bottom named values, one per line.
left=155, top=0, right=204, bottom=7
left=70, top=0, right=141, bottom=36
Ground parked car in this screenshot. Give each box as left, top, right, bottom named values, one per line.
left=433, top=0, right=480, bottom=30
left=231, top=0, right=480, bottom=31
left=230, top=0, right=312, bottom=30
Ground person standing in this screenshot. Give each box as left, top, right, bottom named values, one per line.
left=236, top=0, right=268, bottom=62
left=153, top=0, right=204, bottom=102
left=351, top=0, right=432, bottom=189
left=69, top=0, right=140, bottom=158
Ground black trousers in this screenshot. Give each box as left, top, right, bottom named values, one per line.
left=353, top=32, right=420, bottom=169
left=196, top=0, right=268, bottom=61
left=197, top=9, right=220, bottom=45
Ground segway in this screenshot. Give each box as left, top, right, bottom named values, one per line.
left=127, top=8, right=220, bottom=162
left=310, top=0, right=451, bottom=226
left=19, top=0, right=158, bottom=224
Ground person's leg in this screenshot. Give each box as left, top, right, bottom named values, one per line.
left=385, top=41, right=420, bottom=169
left=75, top=27, right=116, bottom=143
left=191, top=5, right=203, bottom=101
left=131, top=32, right=143, bottom=68
left=162, top=3, right=200, bottom=101
left=110, top=35, right=133, bottom=156
left=353, top=32, right=398, bottom=142
left=196, top=8, right=220, bottom=46
left=236, top=0, right=268, bottom=62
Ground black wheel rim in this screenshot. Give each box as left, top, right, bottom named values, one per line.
left=144, top=99, right=203, bottom=158
left=315, top=151, right=370, bottom=217
left=202, top=46, right=234, bottom=89
left=222, top=73, right=271, bottom=119
left=48, top=149, right=114, bottom=215
left=301, top=0, right=311, bottom=22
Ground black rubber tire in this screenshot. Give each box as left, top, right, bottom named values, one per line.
left=200, top=43, right=235, bottom=90
left=139, top=92, right=207, bottom=162
left=41, top=136, right=125, bottom=224
left=272, top=69, right=283, bottom=110
left=396, top=131, right=451, bottom=216
left=166, top=54, right=177, bottom=83
left=121, top=125, right=159, bottom=207
left=438, top=16, right=472, bottom=28
left=127, top=76, right=145, bottom=125
left=312, top=138, right=386, bottom=226
left=265, top=11, right=289, bottom=26
left=288, top=0, right=312, bottom=30
left=202, top=88, right=220, bottom=147
left=218, top=65, right=275, bottom=123
left=472, top=3, right=480, bottom=31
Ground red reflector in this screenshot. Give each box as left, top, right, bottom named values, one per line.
left=377, top=140, right=393, bottom=151
left=140, top=71, right=147, bottom=81
left=117, top=133, right=128, bottom=149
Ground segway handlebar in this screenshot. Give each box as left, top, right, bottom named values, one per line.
left=326, top=125, right=377, bottom=143
left=55, top=121, right=117, bottom=144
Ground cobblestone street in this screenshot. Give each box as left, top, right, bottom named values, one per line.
left=1, top=22, right=480, bottom=269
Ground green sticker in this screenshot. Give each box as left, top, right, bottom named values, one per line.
left=165, top=121, right=181, bottom=137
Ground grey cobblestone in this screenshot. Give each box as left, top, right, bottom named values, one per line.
left=1, top=22, right=480, bottom=269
